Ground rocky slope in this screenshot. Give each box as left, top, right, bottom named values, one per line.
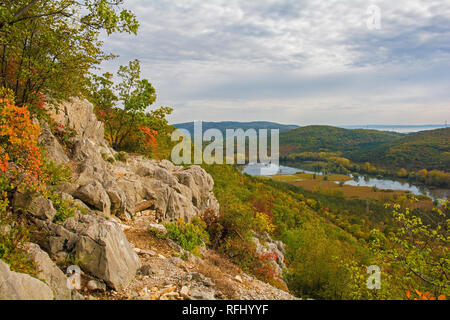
left=0, top=98, right=295, bottom=300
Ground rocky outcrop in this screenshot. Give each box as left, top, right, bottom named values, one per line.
left=32, top=211, right=141, bottom=291
left=73, top=181, right=111, bottom=215
left=0, top=260, right=54, bottom=300
left=5, top=97, right=219, bottom=297
left=25, top=243, right=72, bottom=300
left=38, top=121, right=70, bottom=164
left=43, top=97, right=219, bottom=222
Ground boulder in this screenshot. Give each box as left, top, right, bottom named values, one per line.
left=103, top=180, right=128, bottom=218
left=32, top=213, right=141, bottom=291
left=28, top=196, right=57, bottom=221
left=148, top=223, right=167, bottom=235
left=74, top=181, right=111, bottom=215
left=25, top=243, right=72, bottom=300
left=71, top=215, right=141, bottom=290
left=0, top=260, right=54, bottom=300
left=87, top=279, right=107, bottom=292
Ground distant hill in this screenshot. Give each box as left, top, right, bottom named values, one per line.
left=173, top=121, right=299, bottom=137
left=280, top=125, right=450, bottom=172
left=280, top=125, right=403, bottom=155
left=350, top=127, right=450, bottom=171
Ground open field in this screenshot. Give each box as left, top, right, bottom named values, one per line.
left=272, top=175, right=434, bottom=209
left=272, top=172, right=352, bottom=182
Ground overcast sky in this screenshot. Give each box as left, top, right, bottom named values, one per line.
left=99, top=0, right=450, bottom=125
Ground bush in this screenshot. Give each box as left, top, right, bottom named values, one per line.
left=42, top=160, right=72, bottom=186
left=165, top=217, right=210, bottom=253
left=48, top=192, right=76, bottom=224
left=50, top=122, right=76, bottom=151
left=0, top=212, right=37, bottom=277
left=114, top=151, right=127, bottom=162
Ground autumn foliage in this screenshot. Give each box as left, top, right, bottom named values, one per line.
left=406, top=290, right=446, bottom=301
left=0, top=98, right=43, bottom=192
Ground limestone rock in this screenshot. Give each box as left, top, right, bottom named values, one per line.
left=28, top=196, right=57, bottom=221
left=0, top=260, right=53, bottom=300
left=25, top=243, right=72, bottom=300
left=38, top=120, right=69, bottom=165
left=253, top=233, right=286, bottom=278
left=87, top=279, right=106, bottom=292
left=71, top=215, right=141, bottom=290
left=74, top=181, right=111, bottom=216
left=149, top=223, right=167, bottom=235
left=32, top=214, right=140, bottom=291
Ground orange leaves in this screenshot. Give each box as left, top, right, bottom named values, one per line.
left=138, top=125, right=158, bottom=148
left=406, top=289, right=447, bottom=301
left=0, top=99, right=40, bottom=144
left=0, top=98, right=44, bottom=191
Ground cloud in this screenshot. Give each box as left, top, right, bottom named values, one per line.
left=99, top=0, right=450, bottom=125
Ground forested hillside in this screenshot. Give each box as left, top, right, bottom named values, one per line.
left=349, top=128, right=450, bottom=171
left=280, top=126, right=402, bottom=155
left=203, top=164, right=449, bottom=300
left=280, top=126, right=450, bottom=173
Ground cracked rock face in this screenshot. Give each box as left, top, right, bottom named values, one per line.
left=25, top=243, right=72, bottom=300
left=8, top=98, right=220, bottom=297
left=0, top=260, right=54, bottom=300
left=44, top=97, right=219, bottom=223
left=33, top=212, right=141, bottom=291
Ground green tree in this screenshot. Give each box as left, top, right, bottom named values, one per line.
left=370, top=201, right=449, bottom=298
left=87, top=59, right=173, bottom=157
left=0, top=0, right=138, bottom=112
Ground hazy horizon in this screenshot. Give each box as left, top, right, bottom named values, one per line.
left=171, top=120, right=449, bottom=133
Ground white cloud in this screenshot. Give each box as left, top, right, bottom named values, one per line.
left=99, top=0, right=450, bottom=124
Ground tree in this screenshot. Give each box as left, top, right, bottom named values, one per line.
left=370, top=201, right=449, bottom=298
left=0, top=0, right=138, bottom=112
left=87, top=59, right=173, bottom=157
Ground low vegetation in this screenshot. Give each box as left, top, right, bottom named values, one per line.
left=282, top=151, right=450, bottom=188
left=203, top=164, right=448, bottom=299
left=164, top=217, right=210, bottom=255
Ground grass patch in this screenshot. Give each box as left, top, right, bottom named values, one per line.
left=272, top=172, right=352, bottom=183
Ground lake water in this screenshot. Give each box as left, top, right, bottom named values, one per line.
left=243, top=164, right=449, bottom=201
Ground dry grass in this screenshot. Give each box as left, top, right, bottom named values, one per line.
left=273, top=172, right=352, bottom=182
left=125, top=229, right=173, bottom=256
left=194, top=251, right=245, bottom=299
left=281, top=179, right=432, bottom=209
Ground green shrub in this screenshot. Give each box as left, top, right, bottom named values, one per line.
left=114, top=151, right=127, bottom=162
left=42, top=161, right=72, bottom=186
left=165, top=217, right=209, bottom=253
left=148, top=226, right=167, bottom=240
left=0, top=213, right=37, bottom=277
left=48, top=192, right=76, bottom=223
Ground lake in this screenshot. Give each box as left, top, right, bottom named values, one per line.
left=242, top=164, right=449, bottom=201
